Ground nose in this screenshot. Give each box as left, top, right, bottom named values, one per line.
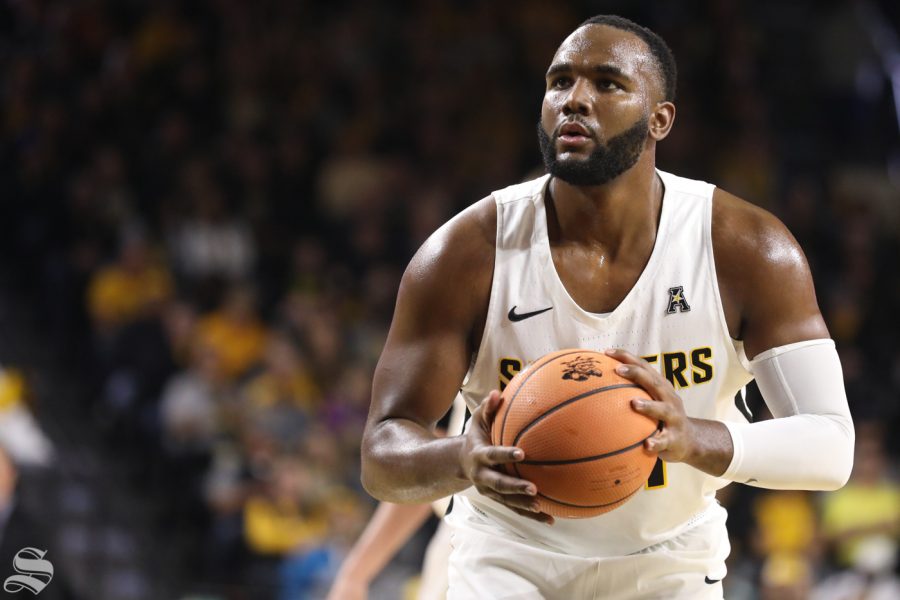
left=563, top=78, right=592, bottom=116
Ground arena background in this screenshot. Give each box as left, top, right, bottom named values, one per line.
left=1, top=1, right=899, bottom=598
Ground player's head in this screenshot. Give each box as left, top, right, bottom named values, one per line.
left=538, top=15, right=677, bottom=186
left=579, top=15, right=677, bottom=103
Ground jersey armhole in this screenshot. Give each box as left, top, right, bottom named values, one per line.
left=460, top=198, right=501, bottom=389
left=705, top=189, right=752, bottom=374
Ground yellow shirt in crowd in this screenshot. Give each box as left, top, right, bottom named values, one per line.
left=87, top=265, right=172, bottom=327
left=821, top=482, right=900, bottom=567
left=195, top=312, right=268, bottom=380
left=243, top=495, right=328, bottom=555
left=243, top=371, right=320, bottom=411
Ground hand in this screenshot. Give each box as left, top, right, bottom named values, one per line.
left=459, top=391, right=555, bottom=524
left=604, top=349, right=698, bottom=463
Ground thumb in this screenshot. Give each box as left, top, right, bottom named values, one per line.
left=479, top=390, right=503, bottom=426
left=645, top=430, right=667, bottom=453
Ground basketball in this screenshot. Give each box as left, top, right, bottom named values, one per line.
left=491, top=349, right=659, bottom=518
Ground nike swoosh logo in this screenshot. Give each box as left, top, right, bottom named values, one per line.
left=508, top=305, right=553, bottom=322
left=704, top=576, right=721, bottom=584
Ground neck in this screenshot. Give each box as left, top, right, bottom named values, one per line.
left=546, top=153, right=662, bottom=252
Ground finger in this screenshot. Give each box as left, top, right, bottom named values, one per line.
left=475, top=466, right=537, bottom=495
left=614, top=363, right=672, bottom=402
left=631, top=396, right=671, bottom=421
left=605, top=348, right=650, bottom=367
left=478, top=488, right=543, bottom=513
left=478, top=445, right=526, bottom=466
left=479, top=489, right=555, bottom=524
left=644, top=428, right=668, bottom=453
left=478, top=390, right=503, bottom=426
left=510, top=506, right=555, bottom=525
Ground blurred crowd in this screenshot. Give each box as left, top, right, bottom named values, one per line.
left=1, top=0, right=899, bottom=598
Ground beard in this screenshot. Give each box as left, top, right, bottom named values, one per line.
left=537, top=116, right=649, bottom=186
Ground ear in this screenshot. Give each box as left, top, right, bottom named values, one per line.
left=648, top=101, right=675, bottom=141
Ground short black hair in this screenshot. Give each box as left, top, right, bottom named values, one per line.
left=578, top=15, right=677, bottom=102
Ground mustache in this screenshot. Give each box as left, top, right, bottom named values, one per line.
left=554, top=118, right=596, bottom=140
left=537, top=115, right=649, bottom=187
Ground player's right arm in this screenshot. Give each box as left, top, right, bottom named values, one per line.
left=361, top=198, right=549, bottom=522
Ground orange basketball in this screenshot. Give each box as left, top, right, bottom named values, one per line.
left=491, top=349, right=659, bottom=518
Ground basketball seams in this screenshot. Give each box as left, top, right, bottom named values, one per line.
left=537, top=484, right=642, bottom=510
left=498, top=349, right=588, bottom=447
left=519, top=431, right=653, bottom=465
left=503, top=350, right=596, bottom=482
left=511, top=383, right=643, bottom=448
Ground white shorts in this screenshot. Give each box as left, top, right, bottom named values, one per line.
left=446, top=500, right=730, bottom=600
left=418, top=519, right=451, bottom=600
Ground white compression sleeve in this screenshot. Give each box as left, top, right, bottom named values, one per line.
left=720, top=339, right=855, bottom=490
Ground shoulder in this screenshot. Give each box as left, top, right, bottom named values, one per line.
left=711, top=187, right=808, bottom=282
left=711, top=188, right=828, bottom=354
left=405, top=173, right=546, bottom=284
left=397, top=196, right=496, bottom=329
left=402, top=196, right=496, bottom=290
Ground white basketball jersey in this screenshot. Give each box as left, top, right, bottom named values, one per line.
left=453, top=169, right=755, bottom=558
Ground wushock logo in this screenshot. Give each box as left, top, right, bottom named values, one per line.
left=3, top=547, right=53, bottom=594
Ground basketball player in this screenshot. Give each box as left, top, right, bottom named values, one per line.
left=361, top=15, right=854, bottom=599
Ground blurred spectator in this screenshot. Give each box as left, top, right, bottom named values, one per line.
left=286, top=239, right=328, bottom=297
left=319, top=364, right=372, bottom=456
left=239, top=331, right=320, bottom=450
left=759, top=551, right=814, bottom=600
left=753, top=491, right=819, bottom=559
left=96, top=298, right=195, bottom=472
left=194, top=284, right=268, bottom=381
left=0, top=367, right=53, bottom=467
left=243, top=457, right=328, bottom=557
left=751, top=490, right=821, bottom=600
left=86, top=229, right=173, bottom=343
left=201, top=439, right=254, bottom=584
left=241, top=455, right=366, bottom=598
left=159, top=339, right=231, bottom=454
left=303, top=313, right=344, bottom=386
left=817, top=421, right=900, bottom=597
left=166, top=159, right=257, bottom=295
left=822, top=422, right=900, bottom=575
left=155, top=337, right=232, bottom=564
left=812, top=571, right=900, bottom=600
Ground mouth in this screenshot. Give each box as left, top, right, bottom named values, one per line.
left=557, top=121, right=592, bottom=146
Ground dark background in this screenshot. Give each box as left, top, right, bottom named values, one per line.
left=0, top=0, right=898, bottom=598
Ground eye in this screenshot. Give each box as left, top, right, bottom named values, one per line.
left=550, top=76, right=572, bottom=89
left=597, top=78, right=621, bottom=91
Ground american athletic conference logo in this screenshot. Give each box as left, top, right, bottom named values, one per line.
left=3, top=547, right=53, bottom=595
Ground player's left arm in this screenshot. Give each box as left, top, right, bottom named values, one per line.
left=609, top=188, right=855, bottom=490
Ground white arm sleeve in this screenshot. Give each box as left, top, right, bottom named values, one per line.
left=720, top=339, right=855, bottom=491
